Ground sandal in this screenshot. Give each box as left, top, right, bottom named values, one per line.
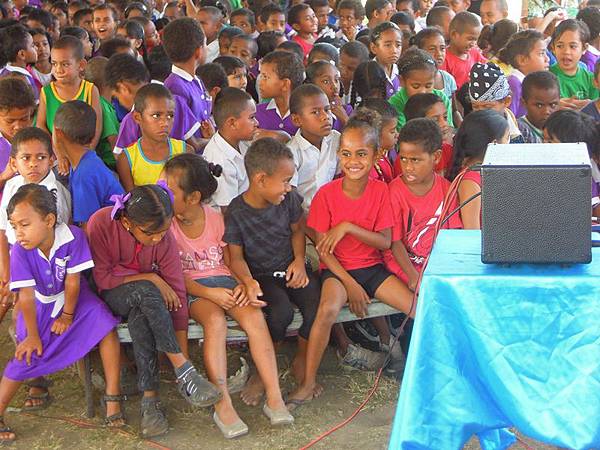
left=100, top=395, right=126, bottom=428
left=176, top=363, right=222, bottom=407
left=140, top=397, right=169, bottom=438
left=22, top=377, right=53, bottom=412
left=0, top=416, right=15, bottom=445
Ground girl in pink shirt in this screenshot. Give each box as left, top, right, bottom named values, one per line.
left=164, top=154, right=290, bottom=439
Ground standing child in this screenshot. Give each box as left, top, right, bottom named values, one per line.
left=230, top=8, right=257, bottom=38
left=550, top=19, right=599, bottom=108
left=336, top=0, right=366, bottom=44
left=164, top=153, right=291, bottom=438
left=0, top=184, right=123, bottom=444
left=256, top=50, right=305, bottom=136
left=87, top=184, right=221, bottom=438
left=36, top=36, right=103, bottom=163
left=306, top=61, right=353, bottom=131
left=52, top=101, right=124, bottom=228
left=448, top=110, right=509, bottom=229
left=0, top=25, right=39, bottom=101
left=370, top=22, right=403, bottom=99
left=92, top=4, right=118, bottom=45
left=288, top=4, right=319, bottom=60
left=576, top=7, right=600, bottom=73
left=497, top=30, right=550, bottom=118
left=213, top=56, right=248, bottom=91
left=224, top=137, right=319, bottom=411
left=414, top=27, right=458, bottom=100
left=350, top=60, right=388, bottom=107
left=31, top=28, right=53, bottom=87
left=286, top=110, right=415, bottom=409
left=518, top=71, right=560, bottom=143
left=440, top=11, right=487, bottom=88
left=118, top=84, right=190, bottom=191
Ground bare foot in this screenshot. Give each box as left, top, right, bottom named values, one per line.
left=312, top=383, right=324, bottom=398
left=240, top=373, right=264, bottom=406
left=214, top=398, right=242, bottom=425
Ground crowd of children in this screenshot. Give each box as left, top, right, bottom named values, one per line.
left=0, top=0, right=599, bottom=443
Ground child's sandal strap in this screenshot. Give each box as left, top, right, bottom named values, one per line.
left=103, top=394, right=126, bottom=403
left=104, top=411, right=126, bottom=426
left=0, top=417, right=12, bottom=434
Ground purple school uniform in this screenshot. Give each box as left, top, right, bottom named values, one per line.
left=383, top=63, right=401, bottom=99
left=114, top=95, right=200, bottom=154
left=508, top=70, right=526, bottom=118
left=0, top=65, right=39, bottom=101
left=4, top=224, right=118, bottom=381
left=581, top=49, right=600, bottom=74
left=0, top=134, right=10, bottom=175
left=333, top=104, right=353, bottom=131
left=164, top=65, right=212, bottom=123
left=255, top=99, right=298, bottom=136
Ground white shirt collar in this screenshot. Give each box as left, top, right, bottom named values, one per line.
left=38, top=170, right=58, bottom=189
left=511, top=68, right=525, bottom=82
left=293, top=129, right=335, bottom=152
left=266, top=98, right=290, bottom=120
left=588, top=45, right=600, bottom=56
left=36, top=222, right=74, bottom=262
left=210, top=132, right=245, bottom=160
left=373, top=59, right=398, bottom=84
left=171, top=64, right=197, bottom=82
left=5, top=64, right=31, bottom=77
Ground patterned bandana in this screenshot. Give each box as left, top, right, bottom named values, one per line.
left=468, top=62, right=511, bottom=103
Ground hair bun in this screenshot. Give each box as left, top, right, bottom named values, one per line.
left=209, top=162, right=223, bottom=177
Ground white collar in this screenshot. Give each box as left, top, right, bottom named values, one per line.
left=210, top=132, right=245, bottom=160
left=38, top=170, right=58, bottom=188
left=266, top=98, right=290, bottom=119
left=293, top=129, right=335, bottom=151
left=171, top=64, right=197, bottom=82
left=36, top=222, right=74, bottom=262
left=5, top=64, right=31, bottom=77
left=588, top=45, right=600, bottom=56
left=511, top=68, right=525, bottom=82
left=373, top=59, right=398, bottom=83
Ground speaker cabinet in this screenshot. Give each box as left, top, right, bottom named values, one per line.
left=481, top=143, right=591, bottom=264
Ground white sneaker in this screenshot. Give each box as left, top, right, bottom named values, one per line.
left=338, top=344, right=386, bottom=371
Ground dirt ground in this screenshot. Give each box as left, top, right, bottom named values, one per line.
left=0, top=321, right=561, bottom=450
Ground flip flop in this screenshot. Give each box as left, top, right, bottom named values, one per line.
left=285, top=398, right=309, bottom=412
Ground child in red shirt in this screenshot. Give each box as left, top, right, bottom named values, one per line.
left=289, top=4, right=318, bottom=61
left=285, top=109, right=415, bottom=410
left=440, top=11, right=487, bottom=88
left=383, top=118, right=462, bottom=291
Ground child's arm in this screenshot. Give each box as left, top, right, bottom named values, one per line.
left=115, top=152, right=135, bottom=192
left=227, top=243, right=267, bottom=308
left=14, top=287, right=43, bottom=365
left=50, top=272, right=80, bottom=335
left=316, top=222, right=392, bottom=255
left=90, top=85, right=103, bottom=150
left=391, top=240, right=419, bottom=291
left=458, top=179, right=481, bottom=230
left=286, top=216, right=309, bottom=289
left=35, top=90, right=50, bottom=135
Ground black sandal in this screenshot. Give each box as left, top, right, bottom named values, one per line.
left=100, top=395, right=126, bottom=428
left=22, top=378, right=53, bottom=412
left=0, top=416, right=15, bottom=445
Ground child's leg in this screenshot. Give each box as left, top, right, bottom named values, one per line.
left=373, top=276, right=416, bottom=318
left=98, top=330, right=124, bottom=425
left=287, top=277, right=348, bottom=405
left=0, top=376, right=22, bottom=442
left=228, top=304, right=286, bottom=411
left=190, top=299, right=240, bottom=425
left=370, top=316, right=391, bottom=346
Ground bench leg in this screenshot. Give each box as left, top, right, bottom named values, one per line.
left=83, top=353, right=94, bottom=418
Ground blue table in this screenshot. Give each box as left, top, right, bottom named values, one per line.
left=389, top=230, right=600, bottom=450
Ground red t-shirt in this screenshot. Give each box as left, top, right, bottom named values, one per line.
left=393, top=143, right=454, bottom=178
left=292, top=35, right=316, bottom=61
left=383, top=174, right=462, bottom=281
left=440, top=47, right=487, bottom=88
left=307, top=178, right=394, bottom=270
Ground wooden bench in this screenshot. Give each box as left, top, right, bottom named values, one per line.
left=82, top=300, right=399, bottom=418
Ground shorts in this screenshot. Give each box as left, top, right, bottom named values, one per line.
left=187, top=275, right=238, bottom=305
left=321, top=264, right=392, bottom=298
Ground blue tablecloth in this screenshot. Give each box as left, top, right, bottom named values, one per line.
left=389, top=230, right=600, bottom=450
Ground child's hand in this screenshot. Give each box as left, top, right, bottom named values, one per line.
left=200, top=120, right=215, bottom=139
left=152, top=275, right=182, bottom=311
left=240, top=279, right=263, bottom=307
left=559, top=97, right=589, bottom=111
left=51, top=313, right=73, bottom=335
left=209, top=287, right=237, bottom=310
left=0, top=281, right=13, bottom=308
left=286, top=258, right=309, bottom=289
left=16, top=335, right=43, bottom=365
left=317, top=222, right=349, bottom=256
left=407, top=272, right=419, bottom=292
left=341, top=24, right=358, bottom=41
left=0, top=162, right=16, bottom=183
left=345, top=280, right=370, bottom=318
left=57, top=157, right=70, bottom=176
left=331, top=96, right=349, bottom=123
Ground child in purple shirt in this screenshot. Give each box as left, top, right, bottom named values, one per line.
left=256, top=50, right=305, bottom=137
left=0, top=25, right=40, bottom=102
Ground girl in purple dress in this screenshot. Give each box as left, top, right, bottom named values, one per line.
left=0, top=184, right=124, bottom=444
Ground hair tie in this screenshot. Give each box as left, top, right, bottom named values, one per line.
left=156, top=180, right=175, bottom=205
left=110, top=193, right=131, bottom=220
left=208, top=162, right=223, bottom=177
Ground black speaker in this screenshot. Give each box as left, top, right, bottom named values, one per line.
left=481, top=143, right=591, bottom=264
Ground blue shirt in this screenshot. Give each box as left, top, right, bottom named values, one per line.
left=69, top=151, right=124, bottom=223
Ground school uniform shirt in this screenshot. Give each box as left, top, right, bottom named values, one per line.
left=581, top=46, right=600, bottom=73
left=383, top=174, right=462, bottom=279
left=223, top=189, right=304, bottom=277
left=0, top=171, right=71, bottom=244
left=255, top=98, right=298, bottom=136
left=380, top=61, right=401, bottom=99
left=549, top=64, right=599, bottom=101
left=202, top=132, right=251, bottom=208
left=582, top=101, right=600, bottom=121
left=440, top=47, right=487, bottom=89
left=164, top=65, right=213, bottom=123
left=508, top=69, right=526, bottom=118
left=0, top=64, right=39, bottom=101
left=87, top=206, right=189, bottom=331
left=307, top=178, right=394, bottom=271
left=388, top=87, right=454, bottom=129
left=205, top=39, right=220, bottom=64
left=0, top=132, right=11, bottom=179
left=113, top=95, right=200, bottom=155
left=30, top=67, right=52, bottom=87
left=69, top=150, right=124, bottom=224
left=332, top=104, right=353, bottom=131
left=288, top=129, right=340, bottom=210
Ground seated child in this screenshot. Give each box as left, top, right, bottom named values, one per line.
left=339, top=40, right=370, bottom=105
left=197, top=6, right=226, bottom=63
left=309, top=0, right=335, bottom=38
left=583, top=60, right=600, bottom=120
left=92, top=4, right=118, bottom=45
left=448, top=109, right=509, bottom=229
left=335, top=0, right=366, bottom=44
left=518, top=71, right=560, bottom=143
left=576, top=7, right=600, bottom=73
left=369, top=22, right=402, bottom=99
left=425, top=6, right=455, bottom=39
left=497, top=30, right=550, bottom=118
left=117, top=84, right=190, bottom=191
left=164, top=153, right=291, bottom=438
left=228, top=34, right=259, bottom=72
left=277, top=41, right=305, bottom=62
left=131, top=16, right=161, bottom=54
left=36, top=36, right=103, bottom=170
left=288, top=84, right=340, bottom=211
left=413, top=27, right=458, bottom=100
left=213, top=56, right=248, bottom=90
left=203, top=88, right=257, bottom=209
left=0, top=78, right=36, bottom=193
left=52, top=101, right=124, bottom=228
left=440, top=11, right=487, bottom=88
left=288, top=4, right=319, bottom=60
left=389, top=48, right=453, bottom=129
left=0, top=184, right=124, bottom=444
left=479, top=0, right=508, bottom=26
left=30, top=28, right=52, bottom=87
left=550, top=19, right=599, bottom=108
left=383, top=118, right=462, bottom=291
left=260, top=4, right=287, bottom=34
left=87, top=184, right=221, bottom=438
left=0, top=25, right=39, bottom=101
left=306, top=61, right=352, bottom=131
left=196, top=63, right=228, bottom=101
left=404, top=93, right=455, bottom=174
left=227, top=34, right=259, bottom=100
left=217, top=27, right=244, bottom=60
left=230, top=8, right=258, bottom=38
left=224, top=137, right=319, bottom=412
left=256, top=50, right=305, bottom=136
left=469, top=62, right=524, bottom=143
left=365, top=0, right=394, bottom=29
left=307, top=43, right=340, bottom=66
left=286, top=110, right=415, bottom=408
left=349, top=60, right=388, bottom=107
left=116, top=19, right=146, bottom=62
left=61, top=25, right=94, bottom=60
